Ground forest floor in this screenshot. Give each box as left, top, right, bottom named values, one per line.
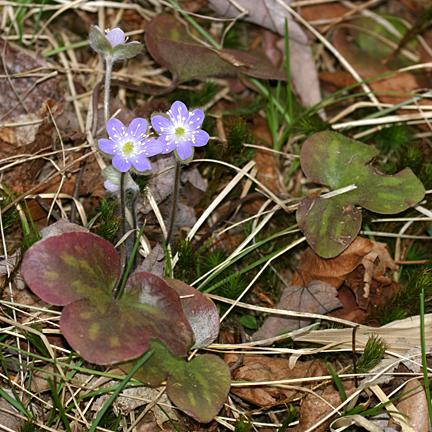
left=0, top=0, right=432, bottom=431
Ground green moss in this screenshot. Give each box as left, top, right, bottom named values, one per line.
left=92, top=198, right=120, bottom=243
left=373, top=125, right=412, bottom=153
left=207, top=117, right=254, bottom=167
left=356, top=335, right=387, bottom=373
left=0, top=187, right=18, bottom=232
left=376, top=267, right=432, bottom=325
left=174, top=239, right=198, bottom=284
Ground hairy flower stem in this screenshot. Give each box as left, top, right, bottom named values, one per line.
left=166, top=160, right=181, bottom=245
left=104, top=57, right=113, bottom=121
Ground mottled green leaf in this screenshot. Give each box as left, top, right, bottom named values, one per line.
left=112, top=42, right=143, bottom=61
left=166, top=279, right=219, bottom=349
left=145, top=15, right=286, bottom=82
left=21, top=232, right=120, bottom=305
left=298, top=131, right=425, bottom=257
left=89, top=25, right=111, bottom=55
left=296, top=197, right=361, bottom=259
left=167, top=353, right=230, bottom=423
left=127, top=341, right=231, bottom=423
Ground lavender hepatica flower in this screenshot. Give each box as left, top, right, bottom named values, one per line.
left=151, top=101, right=209, bottom=161
left=105, top=28, right=126, bottom=47
left=98, top=118, right=162, bottom=173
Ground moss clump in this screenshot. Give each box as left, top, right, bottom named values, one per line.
left=373, top=124, right=412, bottom=153
left=376, top=267, right=432, bottom=325
left=92, top=198, right=120, bottom=243
left=174, top=239, right=198, bottom=284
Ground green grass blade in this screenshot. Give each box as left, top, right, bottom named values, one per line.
left=88, top=349, right=154, bottom=432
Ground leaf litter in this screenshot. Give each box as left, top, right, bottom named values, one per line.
left=0, top=1, right=431, bottom=431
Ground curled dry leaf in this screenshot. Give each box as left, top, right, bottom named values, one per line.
left=208, top=0, right=322, bottom=108
left=228, top=354, right=326, bottom=406
left=252, top=281, right=342, bottom=341
left=292, top=236, right=398, bottom=298
left=136, top=243, right=165, bottom=278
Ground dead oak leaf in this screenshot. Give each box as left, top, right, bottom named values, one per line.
left=252, top=281, right=342, bottom=341
left=228, top=354, right=326, bottom=406
left=292, top=381, right=355, bottom=432
left=292, top=236, right=397, bottom=298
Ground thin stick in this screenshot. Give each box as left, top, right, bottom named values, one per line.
left=166, top=160, right=181, bottom=245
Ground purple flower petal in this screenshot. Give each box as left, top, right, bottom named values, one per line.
left=106, top=118, right=126, bottom=141
left=169, top=101, right=189, bottom=125
left=176, top=143, right=194, bottom=161
left=142, top=138, right=163, bottom=157
left=131, top=155, right=151, bottom=172
left=106, top=28, right=125, bottom=48
left=112, top=154, right=131, bottom=172
left=157, top=134, right=177, bottom=154
left=104, top=180, right=119, bottom=192
left=192, top=129, right=209, bottom=147
left=188, top=109, right=205, bottom=129
left=98, top=138, right=116, bottom=154
left=151, top=115, right=172, bottom=134
left=127, top=117, right=148, bottom=139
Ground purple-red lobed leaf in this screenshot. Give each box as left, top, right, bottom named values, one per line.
left=22, top=232, right=120, bottom=306
left=22, top=233, right=194, bottom=365
left=166, top=279, right=220, bottom=349
left=145, top=15, right=286, bottom=82
left=60, top=272, right=194, bottom=365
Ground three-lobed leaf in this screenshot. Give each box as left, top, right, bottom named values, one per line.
left=297, top=131, right=425, bottom=258
left=22, top=233, right=194, bottom=364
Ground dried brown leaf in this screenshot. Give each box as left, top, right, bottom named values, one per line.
left=252, top=281, right=342, bottom=341
left=292, top=382, right=355, bottom=432
left=229, top=355, right=326, bottom=406
left=394, top=380, right=429, bottom=432
left=292, top=236, right=397, bottom=299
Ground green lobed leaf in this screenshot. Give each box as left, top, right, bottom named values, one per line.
left=21, top=232, right=120, bottom=305
left=296, top=197, right=362, bottom=259
left=127, top=340, right=231, bottom=423
left=89, top=25, right=112, bottom=55
left=298, top=131, right=425, bottom=257
left=112, top=42, right=143, bottom=61
left=167, top=353, right=231, bottom=423
left=166, top=279, right=220, bottom=349
left=145, top=15, right=286, bottom=82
